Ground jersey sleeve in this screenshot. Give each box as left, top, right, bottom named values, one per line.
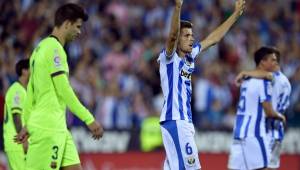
left=157, top=48, right=175, bottom=64
left=11, top=89, right=26, bottom=115
left=52, top=73, right=95, bottom=125
left=47, top=45, right=69, bottom=77
left=259, top=79, right=272, bottom=103
left=191, top=42, right=202, bottom=59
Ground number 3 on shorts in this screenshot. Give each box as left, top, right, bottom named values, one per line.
left=52, top=145, right=59, bottom=160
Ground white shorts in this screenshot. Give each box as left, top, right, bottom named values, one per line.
left=160, top=120, right=201, bottom=170
left=228, top=137, right=270, bottom=170
left=268, top=139, right=281, bottom=169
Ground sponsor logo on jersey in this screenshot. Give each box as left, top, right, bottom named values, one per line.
left=181, top=70, right=191, bottom=79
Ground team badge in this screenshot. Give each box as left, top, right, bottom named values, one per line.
left=53, top=49, right=61, bottom=68
left=50, top=161, right=57, bottom=169
left=186, top=156, right=196, bottom=167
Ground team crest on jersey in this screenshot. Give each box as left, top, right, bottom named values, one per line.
left=53, top=49, right=61, bottom=68
left=185, top=55, right=193, bottom=66
left=185, top=156, right=196, bottom=167
left=185, top=60, right=191, bottom=66
left=50, top=161, right=57, bottom=169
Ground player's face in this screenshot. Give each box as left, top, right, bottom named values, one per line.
left=178, top=28, right=194, bottom=54
left=66, top=18, right=83, bottom=42
left=261, top=53, right=278, bottom=72
left=273, top=57, right=280, bottom=71
left=272, top=58, right=280, bottom=72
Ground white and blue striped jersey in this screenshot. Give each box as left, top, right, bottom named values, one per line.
left=158, top=43, right=201, bottom=122
left=267, top=71, right=291, bottom=141
left=233, top=78, right=272, bottom=139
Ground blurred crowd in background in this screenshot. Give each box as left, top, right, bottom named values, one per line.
left=1, top=0, right=300, bottom=136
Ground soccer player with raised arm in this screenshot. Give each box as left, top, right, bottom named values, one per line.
left=158, top=0, right=245, bottom=169
left=228, top=47, right=286, bottom=170
left=234, top=47, right=291, bottom=170
left=3, top=59, right=29, bottom=170
left=15, top=3, right=104, bottom=170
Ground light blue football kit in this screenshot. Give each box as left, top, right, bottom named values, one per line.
left=158, top=43, right=201, bottom=170
left=267, top=71, right=291, bottom=168
left=228, top=78, right=272, bottom=170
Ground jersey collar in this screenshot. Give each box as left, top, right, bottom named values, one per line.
left=49, top=35, right=60, bottom=43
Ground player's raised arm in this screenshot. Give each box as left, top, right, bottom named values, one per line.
left=200, top=0, right=245, bottom=51
left=165, top=0, right=183, bottom=57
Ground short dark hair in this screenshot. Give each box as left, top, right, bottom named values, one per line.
left=180, top=20, right=193, bottom=30
left=254, top=46, right=280, bottom=66
left=15, top=59, right=29, bottom=77
left=54, top=3, right=88, bottom=27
